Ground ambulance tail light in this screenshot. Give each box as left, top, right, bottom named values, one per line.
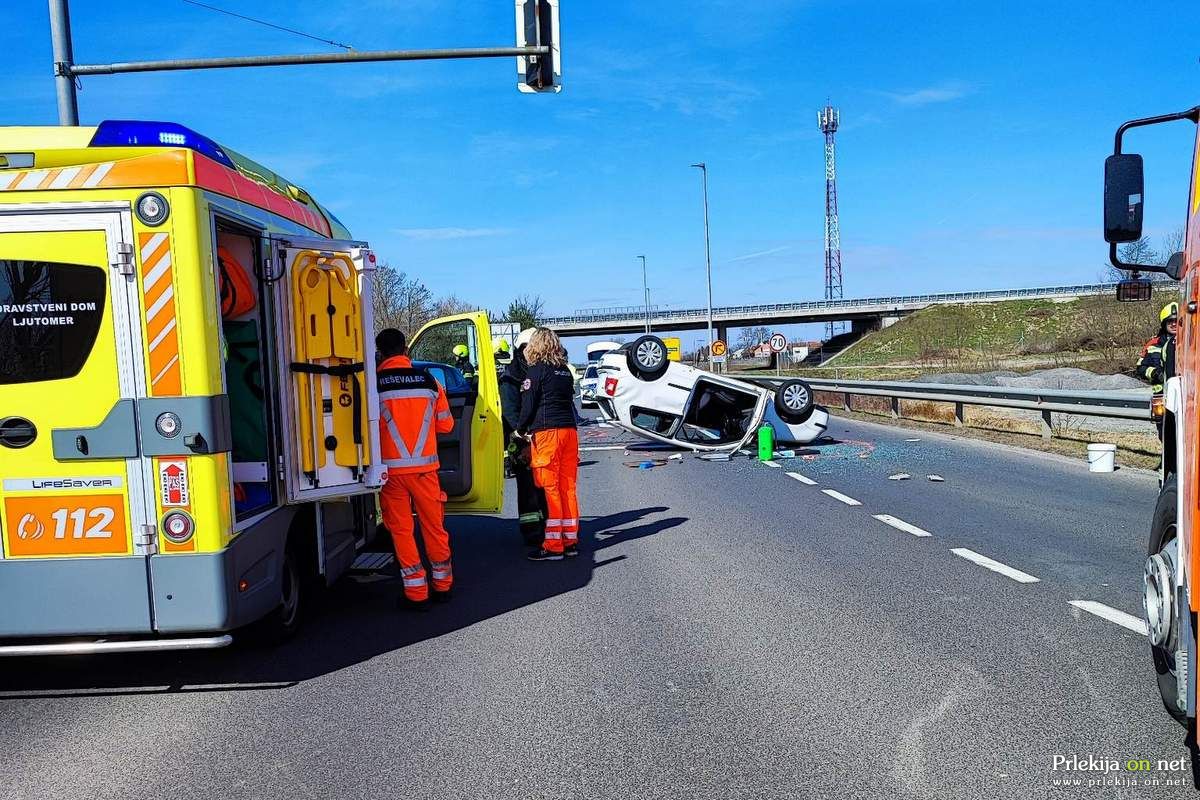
left=89, top=121, right=237, bottom=170
left=162, top=511, right=195, bottom=544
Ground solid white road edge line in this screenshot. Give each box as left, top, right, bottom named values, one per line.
left=786, top=471, right=817, bottom=485
left=950, top=547, right=1040, bottom=583
left=822, top=489, right=861, bottom=506
left=579, top=445, right=631, bottom=451
left=1069, top=600, right=1148, bottom=636
left=873, top=514, right=932, bottom=537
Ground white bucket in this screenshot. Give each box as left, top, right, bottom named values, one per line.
left=1087, top=443, right=1117, bottom=473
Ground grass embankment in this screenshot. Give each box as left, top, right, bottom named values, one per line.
left=825, top=289, right=1176, bottom=376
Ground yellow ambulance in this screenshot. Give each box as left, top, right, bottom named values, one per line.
left=0, top=121, right=503, bottom=654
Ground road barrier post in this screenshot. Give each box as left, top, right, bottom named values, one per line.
left=1040, top=409, right=1053, bottom=440
left=954, top=402, right=965, bottom=427
left=890, top=396, right=900, bottom=419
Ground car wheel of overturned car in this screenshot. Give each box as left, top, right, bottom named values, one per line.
left=628, top=335, right=669, bottom=381
left=774, top=379, right=814, bottom=423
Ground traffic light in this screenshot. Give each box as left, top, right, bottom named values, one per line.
left=515, top=0, right=561, bottom=93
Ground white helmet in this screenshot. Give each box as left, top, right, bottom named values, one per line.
left=515, top=327, right=536, bottom=349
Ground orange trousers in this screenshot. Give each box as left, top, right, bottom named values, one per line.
left=380, top=469, right=452, bottom=601
left=531, top=428, right=579, bottom=553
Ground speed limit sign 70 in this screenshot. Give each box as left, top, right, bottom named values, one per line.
left=769, top=333, right=787, bottom=353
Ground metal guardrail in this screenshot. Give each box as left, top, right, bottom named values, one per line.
left=751, top=376, right=1153, bottom=438
left=544, top=283, right=1126, bottom=327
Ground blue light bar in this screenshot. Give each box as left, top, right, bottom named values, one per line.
left=89, top=120, right=236, bottom=170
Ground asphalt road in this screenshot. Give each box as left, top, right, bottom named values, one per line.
left=0, top=413, right=1188, bottom=799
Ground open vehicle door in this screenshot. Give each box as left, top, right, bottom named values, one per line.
left=272, top=237, right=386, bottom=504
left=674, top=373, right=769, bottom=452
left=409, top=311, right=503, bottom=513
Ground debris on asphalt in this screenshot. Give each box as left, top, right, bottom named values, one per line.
left=698, top=453, right=732, bottom=462
left=905, top=438, right=921, bottom=442
left=859, top=453, right=870, bottom=459
left=773, top=449, right=796, bottom=459
left=624, top=459, right=668, bottom=469
left=888, top=473, right=911, bottom=481
left=801, top=454, right=818, bottom=461
left=927, top=474, right=945, bottom=482
left=668, top=453, right=684, bottom=461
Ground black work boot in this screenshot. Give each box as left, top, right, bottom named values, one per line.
left=397, top=594, right=431, bottom=612
left=527, top=547, right=564, bottom=562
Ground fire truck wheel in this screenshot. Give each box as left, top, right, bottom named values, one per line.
left=1148, top=475, right=1187, bottom=725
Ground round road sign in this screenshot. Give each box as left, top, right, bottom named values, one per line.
left=769, top=333, right=787, bottom=353
left=711, top=339, right=727, bottom=357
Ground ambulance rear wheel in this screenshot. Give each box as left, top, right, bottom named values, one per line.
left=257, top=545, right=305, bottom=643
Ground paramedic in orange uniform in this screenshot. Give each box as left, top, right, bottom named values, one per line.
left=376, top=329, right=455, bottom=608
left=517, top=328, right=580, bottom=561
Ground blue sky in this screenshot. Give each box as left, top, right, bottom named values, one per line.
left=5, top=0, right=1199, bottom=350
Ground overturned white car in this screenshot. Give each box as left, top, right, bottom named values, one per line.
left=593, top=336, right=829, bottom=452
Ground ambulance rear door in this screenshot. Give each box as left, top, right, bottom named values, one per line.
left=271, top=236, right=386, bottom=504
left=409, top=311, right=503, bottom=513
left=0, top=204, right=157, bottom=636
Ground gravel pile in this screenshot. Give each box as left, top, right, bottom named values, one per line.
left=915, top=367, right=1146, bottom=392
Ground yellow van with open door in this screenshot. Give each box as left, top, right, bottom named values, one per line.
left=408, top=311, right=504, bottom=514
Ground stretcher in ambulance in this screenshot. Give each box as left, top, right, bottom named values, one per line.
left=0, top=121, right=501, bottom=655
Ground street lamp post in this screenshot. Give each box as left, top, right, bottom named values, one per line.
left=637, top=255, right=650, bottom=333
left=690, top=163, right=714, bottom=371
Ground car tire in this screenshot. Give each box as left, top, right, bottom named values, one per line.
left=774, top=379, right=814, bottom=423
left=628, top=335, right=669, bottom=381
left=1148, top=476, right=1188, bottom=725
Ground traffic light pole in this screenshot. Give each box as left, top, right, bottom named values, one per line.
left=47, top=0, right=552, bottom=125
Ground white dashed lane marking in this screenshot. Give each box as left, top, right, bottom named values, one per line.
left=786, top=471, right=817, bottom=485
left=950, top=547, right=1040, bottom=584
left=1069, top=600, right=1148, bottom=636
left=762, top=460, right=781, bottom=468
left=872, top=514, right=932, bottom=537
left=821, top=489, right=861, bottom=506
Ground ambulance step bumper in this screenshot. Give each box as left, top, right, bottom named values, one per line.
left=0, top=635, right=233, bottom=657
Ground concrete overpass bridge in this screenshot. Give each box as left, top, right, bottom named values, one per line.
left=544, top=283, right=1121, bottom=342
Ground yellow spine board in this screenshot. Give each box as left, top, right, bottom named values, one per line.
left=290, top=252, right=369, bottom=478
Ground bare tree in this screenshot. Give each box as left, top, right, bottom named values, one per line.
left=1101, top=229, right=1183, bottom=282
left=373, top=264, right=433, bottom=334
left=430, top=294, right=476, bottom=318
left=735, top=326, right=770, bottom=350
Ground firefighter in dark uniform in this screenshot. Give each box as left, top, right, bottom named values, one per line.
left=1136, top=302, right=1178, bottom=435
left=500, top=328, right=548, bottom=547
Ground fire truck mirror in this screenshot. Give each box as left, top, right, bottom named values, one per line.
left=1165, top=251, right=1185, bottom=281
left=1104, top=153, right=1144, bottom=244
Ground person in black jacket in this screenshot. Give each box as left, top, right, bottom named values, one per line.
left=517, top=328, right=580, bottom=561
left=500, top=329, right=548, bottom=547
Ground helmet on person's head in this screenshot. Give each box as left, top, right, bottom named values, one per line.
left=1161, top=302, right=1180, bottom=325
left=452, top=344, right=469, bottom=358
left=515, top=328, right=535, bottom=350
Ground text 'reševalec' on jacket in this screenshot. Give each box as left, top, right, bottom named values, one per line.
left=377, top=355, right=454, bottom=474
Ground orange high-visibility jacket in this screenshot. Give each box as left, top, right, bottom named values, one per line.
left=377, top=355, right=454, bottom=474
